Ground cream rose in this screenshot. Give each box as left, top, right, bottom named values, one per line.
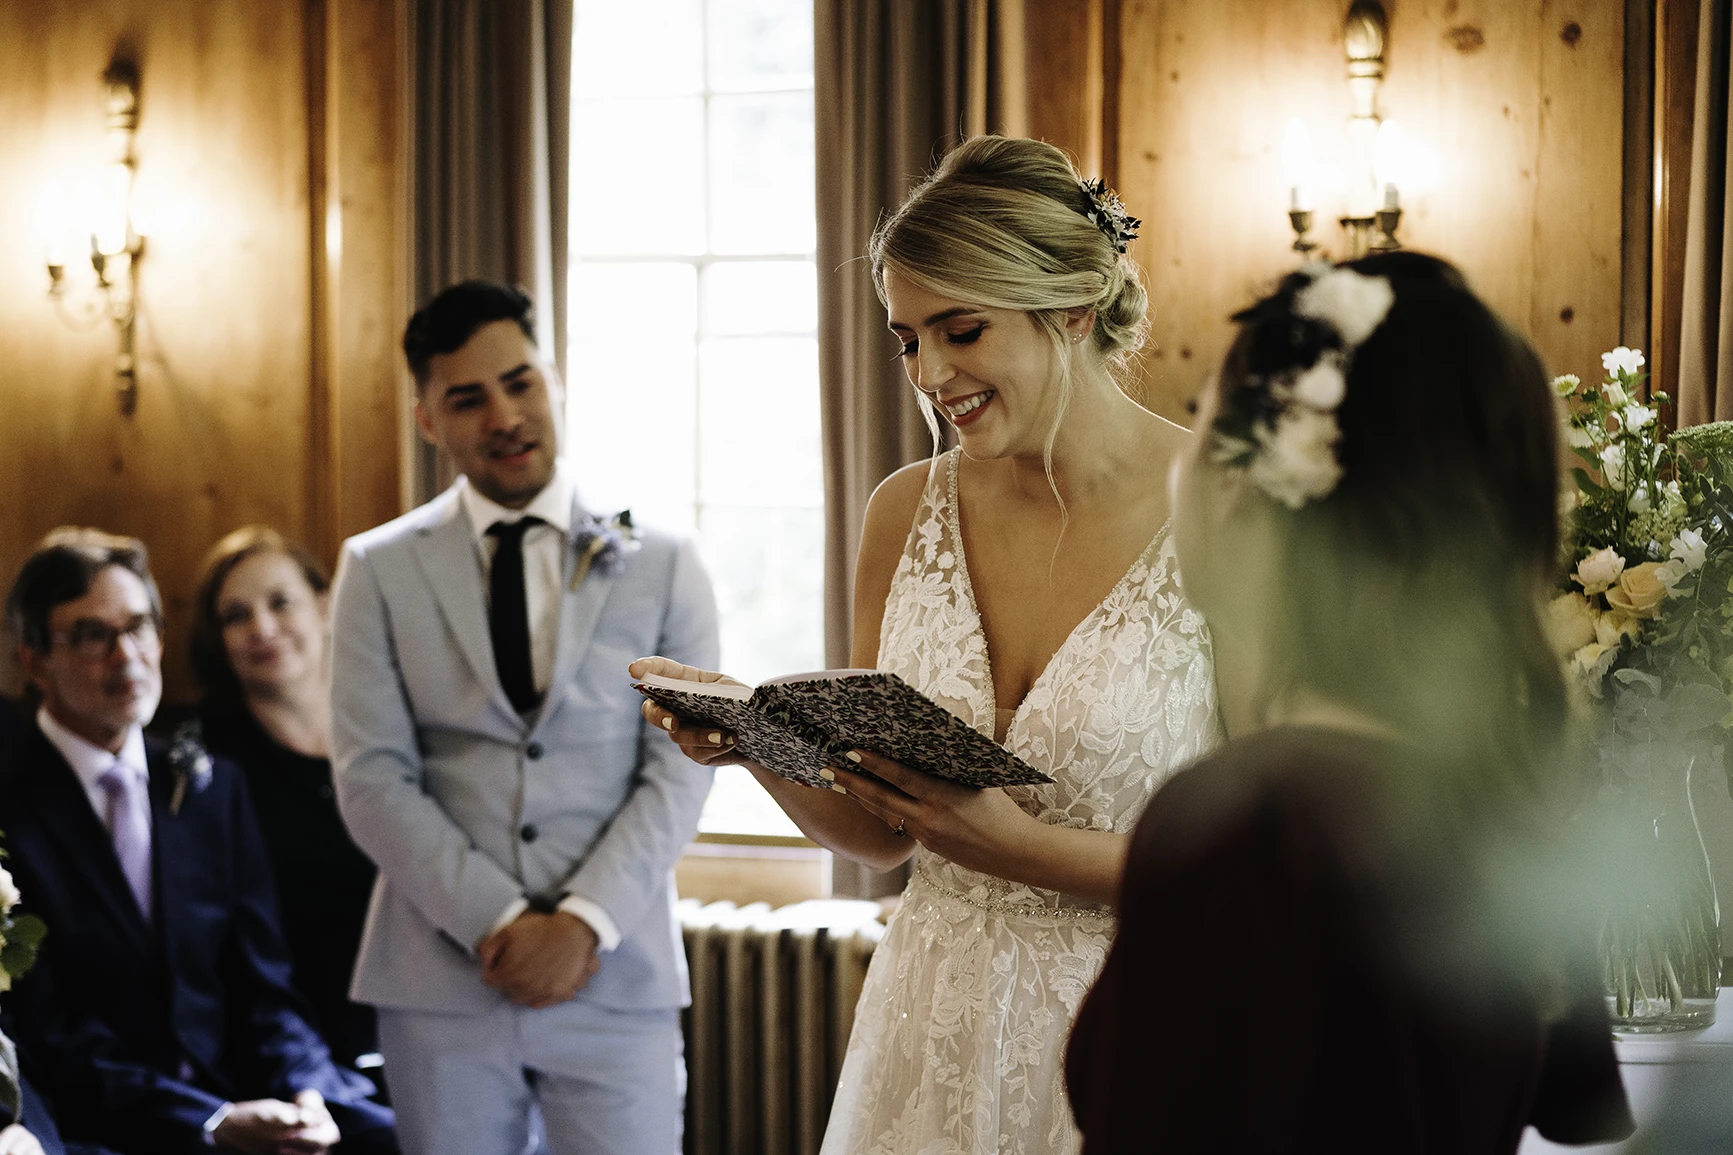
left=1573, top=547, right=1627, bottom=595
left=1572, top=641, right=1618, bottom=688
left=1546, top=593, right=1600, bottom=657
left=1594, top=609, right=1641, bottom=647
left=1605, top=561, right=1669, bottom=619
left=0, top=864, right=16, bottom=913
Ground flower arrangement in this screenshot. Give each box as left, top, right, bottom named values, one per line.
left=1551, top=346, right=1733, bottom=1028
left=0, top=845, right=47, bottom=1120
left=1551, top=348, right=1733, bottom=747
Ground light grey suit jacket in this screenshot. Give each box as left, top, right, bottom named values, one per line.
left=329, top=484, right=718, bottom=1014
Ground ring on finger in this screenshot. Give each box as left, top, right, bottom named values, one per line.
left=893, top=819, right=906, bottom=837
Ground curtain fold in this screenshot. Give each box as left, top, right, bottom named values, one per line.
left=408, top=0, right=573, bottom=501
left=814, top=0, right=1022, bottom=897
left=1679, top=0, right=1733, bottom=425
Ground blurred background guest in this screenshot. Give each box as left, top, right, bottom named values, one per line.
left=191, top=526, right=379, bottom=1075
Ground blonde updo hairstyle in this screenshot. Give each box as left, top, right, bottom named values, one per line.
left=869, top=136, right=1150, bottom=489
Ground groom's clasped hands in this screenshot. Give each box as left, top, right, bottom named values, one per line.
left=478, top=910, right=602, bottom=1009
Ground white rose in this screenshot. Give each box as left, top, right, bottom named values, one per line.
left=1670, top=528, right=1709, bottom=571
left=1603, top=347, right=1647, bottom=379
left=1248, top=407, right=1342, bottom=509
left=1661, top=480, right=1688, bottom=522
left=1294, top=268, right=1397, bottom=347
left=1573, top=547, right=1627, bottom=595
left=1603, top=381, right=1631, bottom=408
left=1290, top=358, right=1347, bottom=410
left=1553, top=374, right=1581, bottom=397
left=0, top=865, right=17, bottom=913
left=1594, top=609, right=1642, bottom=647
left=1546, top=592, right=1600, bottom=657
left=1601, top=444, right=1627, bottom=489
left=1623, top=403, right=1656, bottom=432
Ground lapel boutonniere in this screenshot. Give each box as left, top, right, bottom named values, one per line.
left=570, top=510, right=640, bottom=591
left=168, top=720, right=214, bottom=817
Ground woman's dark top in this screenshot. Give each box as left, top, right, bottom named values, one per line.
left=1066, top=726, right=1634, bottom=1154
left=199, top=704, right=378, bottom=1067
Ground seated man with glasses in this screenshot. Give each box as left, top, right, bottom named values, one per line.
left=0, top=528, right=397, bottom=1155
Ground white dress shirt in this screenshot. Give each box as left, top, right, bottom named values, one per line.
left=458, top=464, right=623, bottom=954
left=37, top=705, right=151, bottom=846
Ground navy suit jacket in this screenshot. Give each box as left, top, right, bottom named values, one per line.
left=0, top=720, right=392, bottom=1154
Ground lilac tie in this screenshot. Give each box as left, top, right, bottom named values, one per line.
left=97, top=763, right=153, bottom=922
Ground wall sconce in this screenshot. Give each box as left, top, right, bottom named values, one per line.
left=36, top=61, right=146, bottom=415
left=1283, top=1, right=1407, bottom=260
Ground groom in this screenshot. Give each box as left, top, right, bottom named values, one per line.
left=330, top=281, right=718, bottom=1155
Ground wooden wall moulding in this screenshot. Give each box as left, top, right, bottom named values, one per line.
left=0, top=0, right=408, bottom=702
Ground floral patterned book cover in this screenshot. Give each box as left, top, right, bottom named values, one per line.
left=633, top=670, right=1052, bottom=791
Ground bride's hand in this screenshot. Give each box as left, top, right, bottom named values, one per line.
left=629, top=656, right=750, bottom=767
left=837, top=749, right=1037, bottom=876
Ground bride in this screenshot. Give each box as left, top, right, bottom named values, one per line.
left=634, top=135, right=1220, bottom=1153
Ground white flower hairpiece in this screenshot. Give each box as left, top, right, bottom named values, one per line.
left=1210, top=264, right=1395, bottom=510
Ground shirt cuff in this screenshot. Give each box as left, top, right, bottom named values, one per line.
left=485, top=897, right=530, bottom=944
left=556, top=895, right=622, bottom=952
left=203, top=1101, right=235, bottom=1145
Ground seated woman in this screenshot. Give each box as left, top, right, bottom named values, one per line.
left=191, top=527, right=379, bottom=1073
left=1065, top=252, right=1634, bottom=1152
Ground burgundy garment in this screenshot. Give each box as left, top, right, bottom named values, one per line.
left=1066, top=726, right=1633, bottom=1154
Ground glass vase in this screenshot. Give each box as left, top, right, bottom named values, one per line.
left=1599, top=755, right=1723, bottom=1032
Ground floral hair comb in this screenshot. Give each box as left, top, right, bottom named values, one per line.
left=1078, top=177, right=1141, bottom=254
left=1209, top=264, right=1395, bottom=509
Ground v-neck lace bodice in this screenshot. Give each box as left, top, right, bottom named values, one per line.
left=822, top=449, right=1221, bottom=1155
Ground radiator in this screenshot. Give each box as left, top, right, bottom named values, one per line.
left=679, top=899, right=887, bottom=1155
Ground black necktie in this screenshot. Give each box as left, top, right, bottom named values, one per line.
left=487, top=517, right=544, bottom=713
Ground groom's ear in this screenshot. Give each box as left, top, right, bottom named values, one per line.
left=414, top=397, right=441, bottom=447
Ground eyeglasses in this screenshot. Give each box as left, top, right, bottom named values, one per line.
left=50, top=613, right=160, bottom=660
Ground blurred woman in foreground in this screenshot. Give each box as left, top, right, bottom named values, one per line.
left=1066, top=253, right=1634, bottom=1152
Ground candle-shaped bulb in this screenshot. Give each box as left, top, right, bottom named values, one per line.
left=1373, top=119, right=1404, bottom=211
left=1282, top=118, right=1314, bottom=212
left=93, top=161, right=133, bottom=257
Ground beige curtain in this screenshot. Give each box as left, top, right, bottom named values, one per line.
left=407, top=0, right=573, bottom=501
left=815, top=0, right=1024, bottom=897
left=1680, top=0, right=1733, bottom=424
left=815, top=0, right=1025, bottom=667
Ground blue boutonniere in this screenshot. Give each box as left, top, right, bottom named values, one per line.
left=168, top=720, right=214, bottom=816
left=570, top=510, right=640, bottom=590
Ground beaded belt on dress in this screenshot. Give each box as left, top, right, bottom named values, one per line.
left=912, top=862, right=1115, bottom=924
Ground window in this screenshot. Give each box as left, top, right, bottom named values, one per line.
left=569, top=0, right=819, bottom=838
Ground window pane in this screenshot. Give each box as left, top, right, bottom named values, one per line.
left=573, top=98, right=706, bottom=256
left=707, top=0, right=813, bottom=93
left=699, top=504, right=824, bottom=684
left=698, top=766, right=804, bottom=837
left=574, top=0, right=703, bottom=98
left=567, top=263, right=699, bottom=530
left=708, top=93, right=815, bottom=255
left=697, top=337, right=821, bottom=507
left=702, top=261, right=816, bottom=335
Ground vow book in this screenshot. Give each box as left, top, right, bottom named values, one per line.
left=633, top=669, right=1052, bottom=790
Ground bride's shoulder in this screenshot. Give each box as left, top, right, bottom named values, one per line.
left=864, top=457, right=942, bottom=531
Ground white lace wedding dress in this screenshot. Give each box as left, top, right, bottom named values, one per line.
left=821, top=450, right=1222, bottom=1155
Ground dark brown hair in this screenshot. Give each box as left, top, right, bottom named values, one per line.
left=402, top=280, right=536, bottom=388
left=6, top=527, right=162, bottom=654
left=190, top=525, right=329, bottom=703
left=1210, top=251, right=1568, bottom=816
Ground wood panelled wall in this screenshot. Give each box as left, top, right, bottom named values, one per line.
left=0, top=0, right=407, bottom=701
left=1028, top=0, right=1629, bottom=423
